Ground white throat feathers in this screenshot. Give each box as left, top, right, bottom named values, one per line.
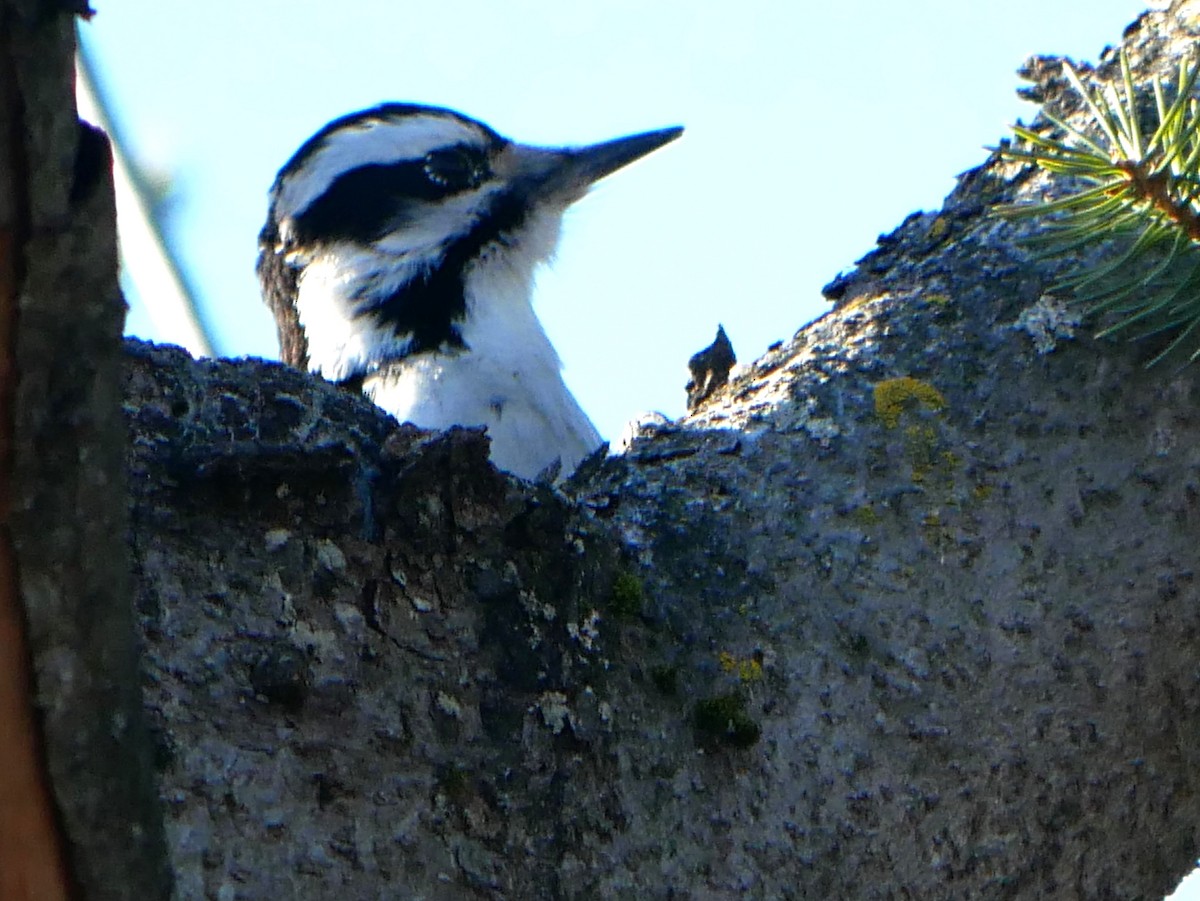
left=258, top=104, right=681, bottom=480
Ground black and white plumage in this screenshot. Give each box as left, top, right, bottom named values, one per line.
left=257, top=103, right=681, bottom=480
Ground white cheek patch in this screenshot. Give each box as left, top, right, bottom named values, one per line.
left=295, top=249, right=421, bottom=382
left=371, top=185, right=501, bottom=256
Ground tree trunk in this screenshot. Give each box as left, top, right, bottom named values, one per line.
left=0, top=2, right=170, bottom=898
left=12, top=1, right=1200, bottom=899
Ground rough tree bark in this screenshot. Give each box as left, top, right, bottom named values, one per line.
left=0, top=2, right=170, bottom=898
left=123, top=5, right=1200, bottom=898
left=11, top=1, right=1200, bottom=900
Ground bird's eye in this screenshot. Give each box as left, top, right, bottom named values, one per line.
left=423, top=147, right=488, bottom=191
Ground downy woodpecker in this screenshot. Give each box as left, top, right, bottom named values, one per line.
left=257, top=104, right=681, bottom=480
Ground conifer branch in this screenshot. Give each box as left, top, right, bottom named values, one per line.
left=998, top=50, right=1200, bottom=365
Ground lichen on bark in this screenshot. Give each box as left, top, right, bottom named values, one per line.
left=17, top=1, right=1200, bottom=899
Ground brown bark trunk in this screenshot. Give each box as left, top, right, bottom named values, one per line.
left=0, top=3, right=170, bottom=898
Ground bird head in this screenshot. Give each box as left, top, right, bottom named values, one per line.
left=258, top=104, right=682, bottom=383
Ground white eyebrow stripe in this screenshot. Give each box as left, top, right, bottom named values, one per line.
left=273, top=113, right=492, bottom=221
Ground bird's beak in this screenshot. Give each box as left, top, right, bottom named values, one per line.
left=505, top=125, right=683, bottom=202
left=563, top=125, right=684, bottom=186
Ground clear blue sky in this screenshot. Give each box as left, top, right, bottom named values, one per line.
left=82, top=0, right=1153, bottom=442
left=81, top=3, right=1200, bottom=897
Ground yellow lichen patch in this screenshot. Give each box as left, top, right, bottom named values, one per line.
left=874, top=377, right=946, bottom=428
left=841, top=292, right=886, bottom=315
left=850, top=504, right=880, bottom=526
left=921, top=511, right=953, bottom=553
left=719, top=651, right=764, bottom=683
left=904, top=423, right=939, bottom=482
left=926, top=293, right=952, bottom=306
left=927, top=216, right=950, bottom=241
